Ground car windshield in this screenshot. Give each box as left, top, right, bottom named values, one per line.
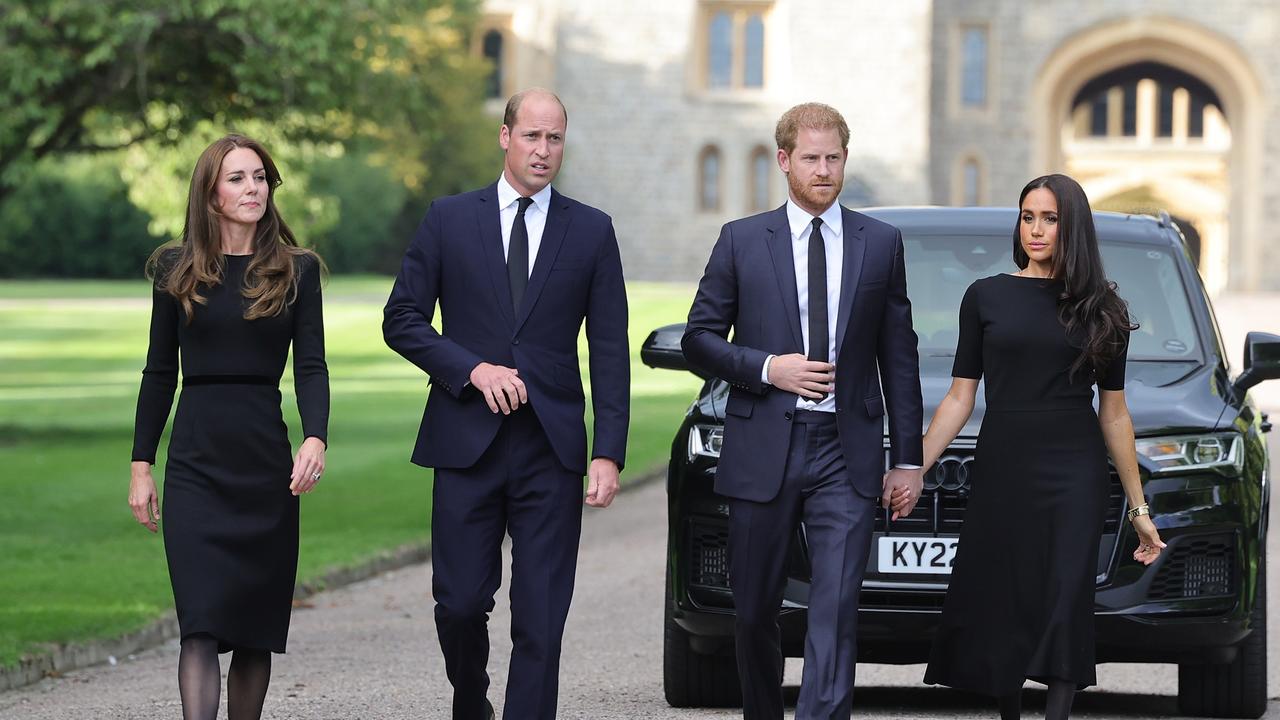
left=905, top=233, right=1201, bottom=362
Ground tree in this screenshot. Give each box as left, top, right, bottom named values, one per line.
left=0, top=0, right=493, bottom=205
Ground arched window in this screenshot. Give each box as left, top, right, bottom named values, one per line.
left=749, top=146, right=772, bottom=212
left=699, top=145, right=722, bottom=212
left=743, top=14, right=764, bottom=88
left=960, top=26, right=987, bottom=108
left=708, top=12, right=733, bottom=89
left=962, top=158, right=981, bottom=206
left=482, top=29, right=504, bottom=99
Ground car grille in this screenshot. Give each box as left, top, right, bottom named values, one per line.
left=1146, top=534, right=1236, bottom=600
left=688, top=519, right=730, bottom=590
left=876, top=448, right=1126, bottom=534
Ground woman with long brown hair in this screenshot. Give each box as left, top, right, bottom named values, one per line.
left=127, top=134, right=328, bottom=720
left=911, top=174, right=1165, bottom=719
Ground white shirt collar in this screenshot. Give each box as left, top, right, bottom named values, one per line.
left=497, top=172, right=552, bottom=214
left=785, top=198, right=843, bottom=240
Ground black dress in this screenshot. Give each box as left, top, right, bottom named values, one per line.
left=131, top=252, right=328, bottom=653
left=923, top=273, right=1128, bottom=696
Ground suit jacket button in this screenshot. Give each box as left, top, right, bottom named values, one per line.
left=784, top=411, right=793, bottom=421
left=512, top=338, right=520, bottom=345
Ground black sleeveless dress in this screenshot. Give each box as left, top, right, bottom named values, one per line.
left=131, top=252, right=328, bottom=653
left=923, top=273, right=1128, bottom=696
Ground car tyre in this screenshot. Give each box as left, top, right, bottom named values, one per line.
left=663, top=573, right=743, bottom=708
left=1177, top=549, right=1267, bottom=718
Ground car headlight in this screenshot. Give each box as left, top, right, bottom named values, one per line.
left=688, top=424, right=723, bottom=461
left=1135, top=433, right=1243, bottom=474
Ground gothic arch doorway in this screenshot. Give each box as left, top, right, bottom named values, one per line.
left=1031, top=17, right=1264, bottom=292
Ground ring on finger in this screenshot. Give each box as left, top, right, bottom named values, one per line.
left=311, top=470, right=321, bottom=481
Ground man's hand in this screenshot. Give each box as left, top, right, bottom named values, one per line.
left=469, top=362, right=527, bottom=414
left=882, top=467, right=924, bottom=521
left=585, top=457, right=620, bottom=508
left=767, top=353, right=834, bottom=399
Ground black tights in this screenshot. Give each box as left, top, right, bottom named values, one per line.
left=178, top=634, right=273, bottom=720
left=998, top=680, right=1076, bottom=720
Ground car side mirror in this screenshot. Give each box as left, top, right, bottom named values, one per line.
left=641, top=323, right=712, bottom=380
left=1232, top=331, right=1280, bottom=396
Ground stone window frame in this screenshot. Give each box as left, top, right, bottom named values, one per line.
left=948, top=21, right=996, bottom=119
left=698, top=144, right=723, bottom=213
left=473, top=14, right=515, bottom=105
left=748, top=144, right=773, bottom=213
left=951, top=152, right=986, bottom=207
left=693, top=1, right=775, bottom=95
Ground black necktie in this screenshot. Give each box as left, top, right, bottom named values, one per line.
left=508, top=196, right=533, bottom=312
left=808, top=217, right=828, bottom=401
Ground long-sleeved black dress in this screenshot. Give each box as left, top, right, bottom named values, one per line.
left=924, top=273, right=1128, bottom=696
left=132, top=251, right=328, bottom=653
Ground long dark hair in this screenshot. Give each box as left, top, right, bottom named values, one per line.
left=1013, top=173, right=1136, bottom=380
left=147, top=134, right=320, bottom=322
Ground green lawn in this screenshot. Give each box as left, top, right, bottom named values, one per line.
left=0, top=277, right=701, bottom=668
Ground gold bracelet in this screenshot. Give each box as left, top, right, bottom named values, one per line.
left=1126, top=503, right=1150, bottom=522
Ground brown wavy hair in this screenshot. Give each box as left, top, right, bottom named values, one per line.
left=1013, top=173, right=1137, bottom=380
left=147, top=134, right=320, bottom=321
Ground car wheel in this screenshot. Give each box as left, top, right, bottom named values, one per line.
left=1177, top=549, right=1267, bottom=718
left=663, top=573, right=743, bottom=707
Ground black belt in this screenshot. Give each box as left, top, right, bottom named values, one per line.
left=183, top=374, right=278, bottom=387
left=792, top=409, right=837, bottom=424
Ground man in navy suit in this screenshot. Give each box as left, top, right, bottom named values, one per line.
left=682, top=103, right=924, bottom=720
left=383, top=88, right=629, bottom=720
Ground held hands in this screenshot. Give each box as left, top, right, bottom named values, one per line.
left=128, top=461, right=160, bottom=533
left=882, top=467, right=925, bottom=521
left=470, top=362, right=528, bottom=414
left=768, top=354, right=834, bottom=400
left=1132, top=515, right=1167, bottom=565
left=585, top=457, right=620, bottom=508
left=289, top=436, right=327, bottom=496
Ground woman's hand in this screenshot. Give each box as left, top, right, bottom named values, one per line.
left=1132, top=515, right=1166, bottom=565
left=290, top=436, right=326, bottom=496
left=129, top=461, right=160, bottom=533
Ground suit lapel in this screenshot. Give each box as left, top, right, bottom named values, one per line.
left=764, top=206, right=804, bottom=352
left=835, top=207, right=867, bottom=353
left=514, top=189, right=570, bottom=332
left=476, top=183, right=515, bottom=327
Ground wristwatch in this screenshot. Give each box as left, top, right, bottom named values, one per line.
left=1126, top=503, right=1151, bottom=522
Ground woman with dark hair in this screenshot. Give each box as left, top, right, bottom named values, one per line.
left=911, top=174, right=1165, bottom=719
left=127, top=134, right=329, bottom=720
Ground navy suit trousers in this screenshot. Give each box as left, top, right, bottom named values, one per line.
left=728, top=410, right=875, bottom=720
left=431, top=407, right=583, bottom=720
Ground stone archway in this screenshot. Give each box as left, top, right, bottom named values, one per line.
left=1031, top=16, right=1265, bottom=292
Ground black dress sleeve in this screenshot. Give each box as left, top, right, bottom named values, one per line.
left=1097, top=327, right=1130, bottom=391
left=131, top=264, right=181, bottom=463
left=292, top=255, right=330, bottom=445
left=951, top=281, right=984, bottom=380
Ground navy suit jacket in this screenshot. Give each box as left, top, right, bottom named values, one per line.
left=682, top=204, right=923, bottom=501
left=383, top=183, right=629, bottom=475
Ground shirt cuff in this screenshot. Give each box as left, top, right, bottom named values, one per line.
left=894, top=464, right=923, bottom=470
left=760, top=354, right=775, bottom=385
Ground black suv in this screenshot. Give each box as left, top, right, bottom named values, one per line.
left=642, top=207, right=1278, bottom=718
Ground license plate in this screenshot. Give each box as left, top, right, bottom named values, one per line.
left=877, top=536, right=959, bottom=574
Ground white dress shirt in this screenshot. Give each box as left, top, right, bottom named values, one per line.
left=497, top=172, right=552, bottom=277
left=761, top=199, right=843, bottom=413
left=759, top=199, right=919, bottom=469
